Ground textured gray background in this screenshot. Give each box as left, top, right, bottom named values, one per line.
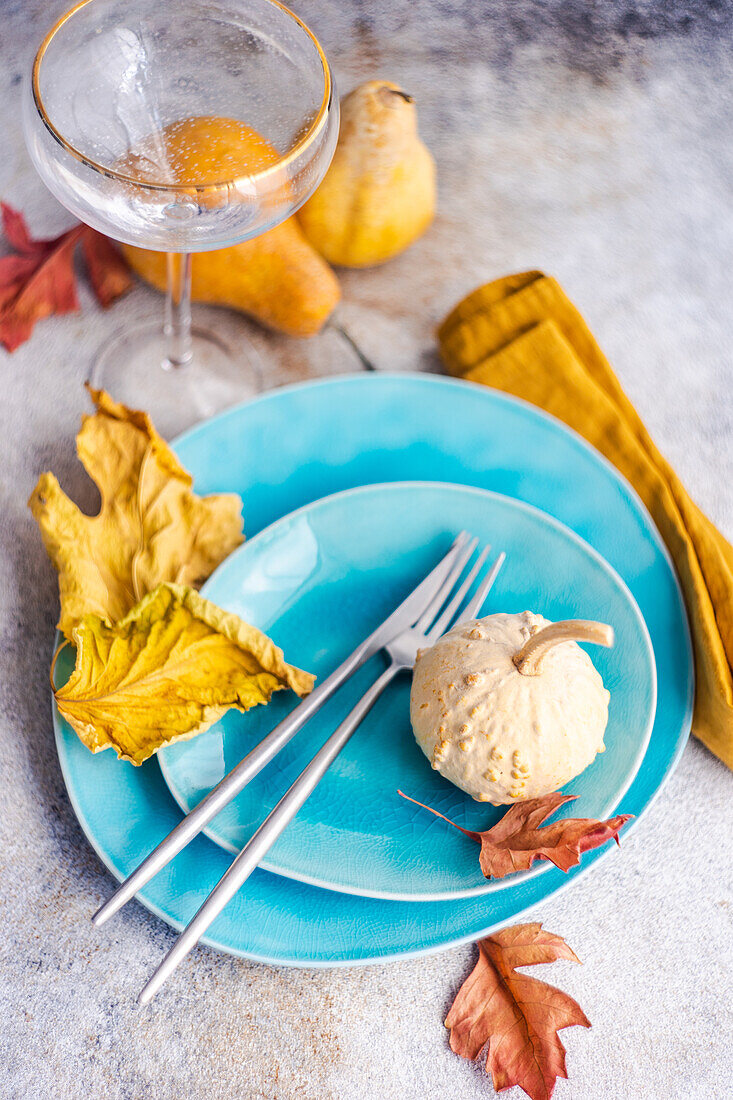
left=1, top=1, right=733, bottom=1098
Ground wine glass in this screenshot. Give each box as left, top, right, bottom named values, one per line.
left=23, top=0, right=338, bottom=435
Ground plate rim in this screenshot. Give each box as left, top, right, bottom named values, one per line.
left=52, top=371, right=694, bottom=967
left=157, top=478, right=658, bottom=902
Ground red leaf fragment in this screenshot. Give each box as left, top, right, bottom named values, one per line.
left=81, top=228, right=133, bottom=307
left=0, top=227, right=82, bottom=351
left=0, top=202, right=132, bottom=351
left=1, top=202, right=57, bottom=254
left=397, top=790, right=632, bottom=879
left=446, top=923, right=591, bottom=1100
left=0, top=255, right=41, bottom=311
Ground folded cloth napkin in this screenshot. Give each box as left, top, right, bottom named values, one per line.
left=438, top=270, right=733, bottom=769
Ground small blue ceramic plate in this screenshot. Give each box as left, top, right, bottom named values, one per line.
left=158, top=482, right=656, bottom=901
left=52, top=375, right=693, bottom=967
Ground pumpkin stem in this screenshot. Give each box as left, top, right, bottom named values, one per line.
left=513, top=619, right=614, bottom=676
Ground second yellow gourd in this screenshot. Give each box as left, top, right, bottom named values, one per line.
left=298, top=80, right=437, bottom=268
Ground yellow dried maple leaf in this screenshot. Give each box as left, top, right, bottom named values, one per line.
left=54, top=582, right=315, bottom=765
left=29, top=386, right=244, bottom=639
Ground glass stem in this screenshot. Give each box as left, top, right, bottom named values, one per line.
left=164, top=253, right=193, bottom=369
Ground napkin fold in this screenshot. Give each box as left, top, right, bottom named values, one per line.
left=439, top=270, right=733, bottom=769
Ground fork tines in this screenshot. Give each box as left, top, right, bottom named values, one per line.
left=415, top=537, right=506, bottom=640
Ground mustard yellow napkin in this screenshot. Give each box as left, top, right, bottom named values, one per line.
left=439, top=270, right=733, bottom=769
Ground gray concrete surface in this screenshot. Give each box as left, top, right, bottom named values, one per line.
left=1, top=2, right=732, bottom=1098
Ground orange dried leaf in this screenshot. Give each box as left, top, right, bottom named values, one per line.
left=446, top=923, right=590, bottom=1100
left=398, top=790, right=632, bottom=878
left=0, top=203, right=132, bottom=350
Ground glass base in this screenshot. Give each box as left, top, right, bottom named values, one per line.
left=90, top=316, right=262, bottom=438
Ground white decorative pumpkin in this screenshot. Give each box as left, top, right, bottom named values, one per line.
left=410, top=611, right=613, bottom=804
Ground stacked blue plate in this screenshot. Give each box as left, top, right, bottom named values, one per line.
left=53, top=374, right=692, bottom=966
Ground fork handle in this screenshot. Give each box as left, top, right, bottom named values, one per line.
left=93, top=535, right=468, bottom=930
left=138, top=661, right=401, bottom=1005
left=92, top=638, right=373, bottom=929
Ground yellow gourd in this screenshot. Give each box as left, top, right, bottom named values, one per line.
left=121, top=117, right=340, bottom=337
left=298, top=81, right=436, bottom=268
left=410, top=612, right=614, bottom=804
left=124, top=221, right=340, bottom=338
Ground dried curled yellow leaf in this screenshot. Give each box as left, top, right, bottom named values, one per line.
left=29, top=387, right=244, bottom=639
left=55, top=583, right=315, bottom=765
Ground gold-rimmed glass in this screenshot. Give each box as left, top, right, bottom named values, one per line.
left=23, top=0, right=338, bottom=434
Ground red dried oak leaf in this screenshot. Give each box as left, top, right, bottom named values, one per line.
left=446, top=923, right=590, bottom=1100
left=398, top=790, right=632, bottom=878
left=0, top=202, right=131, bottom=351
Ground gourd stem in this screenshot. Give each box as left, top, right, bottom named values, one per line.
left=513, top=620, right=614, bottom=676
left=377, top=85, right=414, bottom=106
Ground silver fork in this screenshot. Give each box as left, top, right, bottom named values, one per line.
left=138, top=543, right=505, bottom=1004
left=93, top=532, right=471, bottom=931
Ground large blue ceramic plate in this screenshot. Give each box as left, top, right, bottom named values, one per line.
left=53, top=374, right=693, bottom=966
left=158, top=482, right=656, bottom=901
